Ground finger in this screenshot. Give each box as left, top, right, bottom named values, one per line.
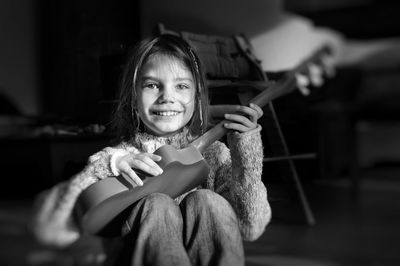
left=120, top=164, right=143, bottom=186
left=295, top=73, right=311, bottom=96
left=321, top=54, right=336, bottom=78
left=230, top=105, right=259, bottom=124
left=132, top=158, right=162, bottom=177
left=295, top=73, right=310, bottom=87
left=124, top=154, right=160, bottom=175
left=224, top=122, right=251, bottom=133
left=249, top=103, right=263, bottom=120
left=308, top=63, right=324, bottom=87
left=224, top=113, right=254, bottom=128
left=232, top=105, right=258, bottom=117
left=121, top=172, right=143, bottom=186
left=249, top=103, right=263, bottom=114
left=140, top=155, right=163, bottom=174
left=144, top=153, right=162, bottom=162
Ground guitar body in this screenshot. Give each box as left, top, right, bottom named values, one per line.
left=75, top=144, right=210, bottom=235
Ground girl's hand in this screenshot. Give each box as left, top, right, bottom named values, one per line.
left=115, top=153, right=163, bottom=186
left=223, top=103, right=263, bottom=133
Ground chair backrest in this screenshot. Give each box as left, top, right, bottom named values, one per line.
left=158, top=23, right=268, bottom=82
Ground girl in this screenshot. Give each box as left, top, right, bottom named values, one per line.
left=32, top=34, right=271, bottom=266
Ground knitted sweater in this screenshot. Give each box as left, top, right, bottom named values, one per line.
left=31, top=126, right=271, bottom=247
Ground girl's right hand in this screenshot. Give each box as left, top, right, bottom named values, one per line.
left=115, top=153, right=163, bottom=186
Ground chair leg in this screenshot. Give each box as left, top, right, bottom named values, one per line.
left=236, top=92, right=316, bottom=225
left=265, top=102, right=316, bottom=225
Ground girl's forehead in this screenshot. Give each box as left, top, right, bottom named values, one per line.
left=141, top=54, right=192, bottom=78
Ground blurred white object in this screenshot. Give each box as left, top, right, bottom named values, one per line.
left=250, top=12, right=400, bottom=73
left=250, top=13, right=345, bottom=71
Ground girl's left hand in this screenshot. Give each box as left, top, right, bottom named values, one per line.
left=223, top=103, right=263, bottom=133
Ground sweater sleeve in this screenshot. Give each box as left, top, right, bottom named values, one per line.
left=31, top=143, right=138, bottom=247
left=205, top=125, right=271, bottom=241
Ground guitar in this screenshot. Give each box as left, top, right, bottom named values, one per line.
left=74, top=45, right=332, bottom=236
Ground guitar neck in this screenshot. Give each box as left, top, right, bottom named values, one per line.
left=191, top=45, right=331, bottom=153
left=191, top=77, right=292, bottom=153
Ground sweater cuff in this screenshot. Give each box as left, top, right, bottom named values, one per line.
left=227, top=124, right=264, bottom=180
left=110, top=149, right=130, bottom=176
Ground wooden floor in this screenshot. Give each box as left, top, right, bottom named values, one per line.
left=1, top=167, right=400, bottom=266
left=246, top=168, right=400, bottom=266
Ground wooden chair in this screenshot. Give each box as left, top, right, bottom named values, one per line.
left=157, top=23, right=334, bottom=225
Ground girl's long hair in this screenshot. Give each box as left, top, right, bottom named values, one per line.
left=112, top=34, right=209, bottom=142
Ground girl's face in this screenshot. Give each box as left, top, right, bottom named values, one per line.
left=137, top=54, right=196, bottom=137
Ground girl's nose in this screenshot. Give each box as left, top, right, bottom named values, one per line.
left=158, top=86, right=175, bottom=103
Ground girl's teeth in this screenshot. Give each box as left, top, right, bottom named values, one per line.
left=155, top=111, right=179, bottom=116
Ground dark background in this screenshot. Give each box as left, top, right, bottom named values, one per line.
left=0, top=0, right=400, bottom=195
left=1, top=1, right=400, bottom=266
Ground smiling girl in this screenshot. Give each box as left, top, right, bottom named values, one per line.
left=32, top=34, right=271, bottom=266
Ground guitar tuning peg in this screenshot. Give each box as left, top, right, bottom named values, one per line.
left=295, top=73, right=311, bottom=96
left=308, top=63, right=324, bottom=87
left=321, top=54, right=336, bottom=78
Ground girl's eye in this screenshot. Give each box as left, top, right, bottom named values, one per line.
left=176, top=84, right=190, bottom=90
left=143, top=83, right=158, bottom=90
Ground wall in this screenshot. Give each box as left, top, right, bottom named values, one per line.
left=140, top=0, right=283, bottom=38
left=0, top=0, right=283, bottom=117
left=0, top=0, right=40, bottom=115
left=285, top=0, right=372, bottom=12
left=39, top=0, right=140, bottom=121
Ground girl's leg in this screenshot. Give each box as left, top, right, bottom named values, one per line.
left=114, top=193, right=191, bottom=266
left=180, top=189, right=245, bottom=266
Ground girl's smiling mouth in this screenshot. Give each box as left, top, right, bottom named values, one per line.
left=151, top=110, right=182, bottom=116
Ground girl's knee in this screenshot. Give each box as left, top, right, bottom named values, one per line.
left=144, top=193, right=175, bottom=207
left=181, top=190, right=241, bottom=240
left=183, top=189, right=236, bottom=217
left=123, top=193, right=182, bottom=235
left=139, top=193, right=180, bottom=217
left=184, top=189, right=226, bottom=205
